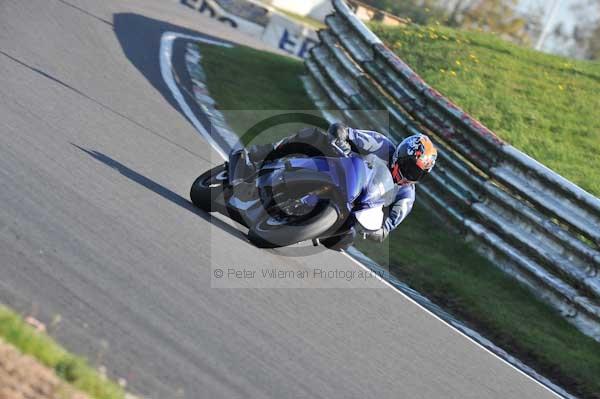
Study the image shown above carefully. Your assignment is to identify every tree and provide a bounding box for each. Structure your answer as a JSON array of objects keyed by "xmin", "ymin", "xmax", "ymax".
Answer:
[
  {"xmin": 587, "ymin": 24, "xmax": 600, "ymax": 59},
  {"xmin": 361, "ymin": 0, "xmax": 448, "ymax": 25},
  {"xmin": 445, "ymin": 0, "xmax": 478, "ymax": 27},
  {"xmin": 361, "ymin": 0, "xmax": 540, "ymax": 47},
  {"xmin": 572, "ymin": 0, "xmax": 600, "ymax": 59},
  {"xmin": 460, "ymin": 0, "xmax": 530, "ymax": 44}
]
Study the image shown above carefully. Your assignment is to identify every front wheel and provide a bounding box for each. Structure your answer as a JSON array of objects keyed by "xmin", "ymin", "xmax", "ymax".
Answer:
[
  {"xmin": 248, "ymin": 203, "xmax": 339, "ymax": 248},
  {"xmin": 320, "ymin": 230, "xmax": 355, "ymax": 252},
  {"xmin": 190, "ymin": 164, "xmax": 227, "ymax": 212}
]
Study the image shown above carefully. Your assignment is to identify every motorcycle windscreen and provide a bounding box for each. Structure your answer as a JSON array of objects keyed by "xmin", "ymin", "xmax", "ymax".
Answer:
[{"xmin": 355, "ymin": 205, "xmax": 384, "ymax": 232}]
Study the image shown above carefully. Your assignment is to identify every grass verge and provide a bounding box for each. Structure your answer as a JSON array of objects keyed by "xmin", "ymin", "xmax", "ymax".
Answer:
[
  {"xmin": 370, "ymin": 23, "xmax": 600, "ymax": 197},
  {"xmin": 198, "ymin": 42, "xmax": 600, "ymax": 398},
  {"xmin": 197, "ymin": 44, "xmax": 318, "ymax": 145},
  {"xmin": 0, "ymin": 305, "xmax": 125, "ymax": 399}
]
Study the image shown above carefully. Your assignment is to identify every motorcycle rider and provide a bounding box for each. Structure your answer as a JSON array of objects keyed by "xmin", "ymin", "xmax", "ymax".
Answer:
[{"xmin": 247, "ymin": 122, "xmax": 438, "ymax": 243}]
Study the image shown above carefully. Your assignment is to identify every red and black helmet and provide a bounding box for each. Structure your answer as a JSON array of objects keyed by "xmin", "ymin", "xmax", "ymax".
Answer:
[{"xmin": 391, "ymin": 134, "xmax": 438, "ymax": 183}]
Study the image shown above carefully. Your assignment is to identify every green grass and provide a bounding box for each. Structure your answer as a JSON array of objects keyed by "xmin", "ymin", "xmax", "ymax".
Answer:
[
  {"xmin": 357, "ymin": 207, "xmax": 600, "ymax": 397},
  {"xmin": 369, "ymin": 23, "xmax": 600, "ymax": 196},
  {"xmin": 197, "ymin": 42, "xmax": 600, "ymax": 398},
  {"xmin": 0, "ymin": 306, "xmax": 125, "ymax": 399},
  {"xmin": 198, "ymin": 44, "xmax": 318, "ymax": 146}
]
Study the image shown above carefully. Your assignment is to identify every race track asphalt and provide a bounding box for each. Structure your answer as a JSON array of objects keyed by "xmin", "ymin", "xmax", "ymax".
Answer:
[{"xmin": 0, "ymin": 1, "xmax": 559, "ymax": 398}]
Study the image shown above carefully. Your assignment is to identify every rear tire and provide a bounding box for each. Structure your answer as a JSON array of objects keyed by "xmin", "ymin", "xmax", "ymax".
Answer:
[
  {"xmin": 248, "ymin": 204, "xmax": 338, "ymax": 248},
  {"xmin": 190, "ymin": 164, "xmax": 227, "ymax": 212}
]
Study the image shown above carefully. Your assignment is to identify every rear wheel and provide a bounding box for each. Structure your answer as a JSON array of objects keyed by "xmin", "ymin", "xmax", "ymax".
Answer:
[
  {"xmin": 190, "ymin": 164, "xmax": 227, "ymax": 212},
  {"xmin": 248, "ymin": 203, "xmax": 338, "ymax": 248}
]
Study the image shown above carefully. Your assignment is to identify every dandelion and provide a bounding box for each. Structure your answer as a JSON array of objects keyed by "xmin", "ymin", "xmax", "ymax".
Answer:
[
  {"xmin": 440, "ymin": 69, "xmax": 446, "ymax": 73},
  {"xmin": 558, "ymin": 84, "xmax": 565, "ymax": 91},
  {"xmin": 469, "ymin": 54, "xmax": 477, "ymax": 59},
  {"xmin": 450, "ymin": 70, "xmax": 457, "ymax": 76},
  {"xmin": 455, "ymin": 60, "xmax": 462, "ymax": 66}
]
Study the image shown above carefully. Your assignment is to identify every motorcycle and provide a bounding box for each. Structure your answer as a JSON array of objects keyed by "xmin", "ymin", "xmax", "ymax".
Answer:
[{"xmin": 190, "ymin": 144, "xmax": 397, "ymax": 250}]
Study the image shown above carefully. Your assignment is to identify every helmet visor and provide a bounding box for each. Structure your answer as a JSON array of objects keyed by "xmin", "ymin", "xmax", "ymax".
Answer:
[{"xmin": 399, "ymin": 158, "xmax": 426, "ymax": 182}]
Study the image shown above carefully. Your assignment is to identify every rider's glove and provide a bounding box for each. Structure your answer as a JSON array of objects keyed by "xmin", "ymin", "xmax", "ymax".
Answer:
[
  {"xmin": 365, "ymin": 228, "xmax": 387, "ymax": 243},
  {"xmin": 327, "ymin": 122, "xmax": 352, "ymax": 156}
]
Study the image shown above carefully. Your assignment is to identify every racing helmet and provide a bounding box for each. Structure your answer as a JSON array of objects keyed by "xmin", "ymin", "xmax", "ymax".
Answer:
[{"xmin": 391, "ymin": 134, "xmax": 438, "ymax": 183}]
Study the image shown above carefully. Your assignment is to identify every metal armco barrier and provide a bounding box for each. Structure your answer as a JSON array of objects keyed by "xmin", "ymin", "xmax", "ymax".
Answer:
[{"xmin": 305, "ymin": 0, "xmax": 600, "ymax": 341}]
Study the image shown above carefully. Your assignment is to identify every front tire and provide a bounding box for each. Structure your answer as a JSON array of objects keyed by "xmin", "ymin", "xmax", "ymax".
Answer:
[
  {"xmin": 190, "ymin": 164, "xmax": 227, "ymax": 212},
  {"xmin": 320, "ymin": 231, "xmax": 355, "ymax": 251}
]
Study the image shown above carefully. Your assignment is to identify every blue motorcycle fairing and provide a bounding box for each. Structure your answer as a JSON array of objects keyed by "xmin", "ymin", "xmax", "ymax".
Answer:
[
  {"xmin": 255, "ymin": 154, "xmax": 395, "ymax": 227},
  {"xmin": 262, "ymin": 155, "xmax": 368, "ymax": 207},
  {"xmin": 355, "ymin": 155, "xmax": 398, "ymax": 210}
]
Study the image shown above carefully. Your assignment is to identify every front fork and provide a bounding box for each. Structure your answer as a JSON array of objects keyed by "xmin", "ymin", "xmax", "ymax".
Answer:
[{"xmin": 228, "ymin": 148, "xmax": 257, "ymax": 184}]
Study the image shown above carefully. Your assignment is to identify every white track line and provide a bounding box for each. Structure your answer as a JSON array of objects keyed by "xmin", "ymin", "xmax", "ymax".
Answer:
[
  {"xmin": 159, "ymin": 31, "xmax": 232, "ymax": 160},
  {"xmin": 159, "ymin": 31, "xmax": 565, "ymax": 399},
  {"xmin": 342, "ymin": 251, "xmax": 564, "ymax": 398}
]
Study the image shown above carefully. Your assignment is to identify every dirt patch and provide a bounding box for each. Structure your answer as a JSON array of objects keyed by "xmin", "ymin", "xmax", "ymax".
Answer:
[{"xmin": 0, "ymin": 339, "xmax": 89, "ymax": 399}]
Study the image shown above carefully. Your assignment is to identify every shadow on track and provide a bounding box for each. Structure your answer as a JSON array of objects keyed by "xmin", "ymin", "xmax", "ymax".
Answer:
[
  {"xmin": 110, "ymin": 14, "xmax": 255, "ymax": 244},
  {"xmin": 113, "ymin": 13, "xmax": 230, "ymax": 122},
  {"xmin": 72, "ymin": 144, "xmax": 247, "ymax": 242}
]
